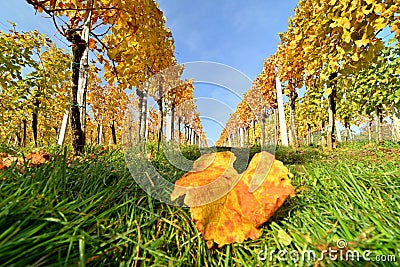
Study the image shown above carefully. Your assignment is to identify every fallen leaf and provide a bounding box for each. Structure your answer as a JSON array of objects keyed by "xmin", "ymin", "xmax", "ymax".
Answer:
[
  {"xmin": 171, "ymin": 151, "xmax": 295, "ymax": 248},
  {"xmin": 171, "ymin": 151, "xmax": 240, "ymax": 207},
  {"xmin": 362, "ymin": 143, "xmax": 373, "ymax": 149},
  {"xmin": 0, "ymin": 152, "xmax": 50, "ymax": 170},
  {"xmin": 0, "ymin": 161, "xmax": 5, "ymax": 171},
  {"xmin": 1, "ymin": 156, "xmax": 22, "ymax": 169},
  {"xmin": 26, "ymin": 153, "xmax": 50, "ymax": 166}
]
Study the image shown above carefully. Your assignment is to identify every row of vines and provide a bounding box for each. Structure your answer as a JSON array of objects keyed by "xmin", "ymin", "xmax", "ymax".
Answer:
[
  {"xmin": 0, "ymin": 0, "xmax": 206, "ymax": 154},
  {"xmin": 218, "ymin": 0, "xmax": 400, "ymax": 149}
]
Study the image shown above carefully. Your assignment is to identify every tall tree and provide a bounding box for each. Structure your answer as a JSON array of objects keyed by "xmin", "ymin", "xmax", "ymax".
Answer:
[{"xmin": 27, "ymin": 0, "xmax": 175, "ymax": 154}]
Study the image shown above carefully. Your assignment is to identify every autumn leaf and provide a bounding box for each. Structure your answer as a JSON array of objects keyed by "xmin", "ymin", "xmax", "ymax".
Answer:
[
  {"xmin": 25, "ymin": 152, "xmax": 50, "ymax": 167},
  {"xmin": 0, "ymin": 155, "xmax": 23, "ymax": 170},
  {"xmin": 171, "ymin": 151, "xmax": 295, "ymax": 248},
  {"xmin": 88, "ymin": 37, "xmax": 96, "ymax": 50},
  {"xmin": 0, "ymin": 152, "xmax": 50, "ymax": 170},
  {"xmin": 170, "ymin": 151, "xmax": 240, "ymax": 207}
]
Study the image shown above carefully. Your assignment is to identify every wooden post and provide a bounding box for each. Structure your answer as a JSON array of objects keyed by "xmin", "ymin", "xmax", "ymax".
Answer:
[
  {"xmin": 58, "ymin": 111, "xmax": 69, "ymax": 145},
  {"xmin": 275, "ymin": 70, "xmax": 289, "ymax": 146}
]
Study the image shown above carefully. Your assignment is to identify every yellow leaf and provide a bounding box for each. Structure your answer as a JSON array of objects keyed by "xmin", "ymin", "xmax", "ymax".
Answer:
[
  {"xmin": 351, "ymin": 52, "xmax": 360, "ymax": 62},
  {"xmin": 343, "ymin": 29, "xmax": 352, "ymax": 43},
  {"xmin": 336, "ymin": 46, "xmax": 345, "ymax": 56},
  {"xmin": 295, "ymin": 33, "xmax": 302, "ymax": 41},
  {"xmin": 374, "ymin": 3, "xmax": 385, "ymax": 14},
  {"xmin": 355, "ymin": 38, "xmax": 369, "ymax": 48},
  {"xmin": 171, "ymin": 151, "xmax": 295, "ymax": 248},
  {"xmin": 325, "ymin": 87, "xmax": 333, "ymax": 96},
  {"xmin": 373, "ymin": 17, "xmax": 387, "ymax": 31},
  {"xmin": 337, "ymin": 17, "xmax": 351, "ymax": 30},
  {"xmin": 170, "ymin": 152, "xmax": 239, "ymax": 206}
]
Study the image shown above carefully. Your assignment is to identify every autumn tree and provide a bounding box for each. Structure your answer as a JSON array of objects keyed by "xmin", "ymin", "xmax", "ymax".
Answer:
[
  {"xmin": 27, "ymin": 0, "xmax": 175, "ymax": 154},
  {"xmin": 284, "ymin": 0, "xmax": 399, "ymax": 149},
  {"xmin": 0, "ymin": 26, "xmax": 70, "ymax": 146}
]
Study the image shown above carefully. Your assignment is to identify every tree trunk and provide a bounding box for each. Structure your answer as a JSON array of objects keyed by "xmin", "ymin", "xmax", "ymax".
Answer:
[
  {"xmin": 326, "ymin": 73, "xmax": 337, "ymax": 150},
  {"xmin": 102, "ymin": 128, "xmax": 106, "ymax": 146},
  {"xmin": 368, "ymin": 119, "xmax": 372, "ymax": 143},
  {"xmin": 156, "ymin": 91, "xmax": 164, "ymax": 152},
  {"xmin": 391, "ymin": 103, "xmax": 400, "ymax": 142},
  {"xmin": 336, "ymin": 121, "xmax": 342, "ymax": 143},
  {"xmin": 274, "ymin": 109, "xmax": 279, "ymax": 145},
  {"xmin": 89, "ymin": 130, "xmax": 93, "ymax": 144},
  {"xmin": 171, "ymin": 105, "xmax": 175, "ymax": 142},
  {"xmin": 344, "ymin": 120, "xmax": 349, "ymax": 142},
  {"xmin": 289, "ymin": 90, "xmax": 299, "ymax": 148},
  {"xmin": 245, "ymin": 127, "xmax": 249, "ymax": 146},
  {"xmin": 111, "ymin": 120, "xmax": 117, "ymax": 144},
  {"xmin": 66, "ymin": 30, "xmax": 87, "ymax": 154},
  {"xmin": 54, "ymin": 127, "xmax": 59, "ymax": 142},
  {"xmin": 192, "ymin": 129, "xmax": 195, "ymax": 145},
  {"xmin": 139, "ymin": 87, "xmax": 148, "ymax": 142},
  {"xmin": 261, "ymin": 115, "xmax": 266, "ymax": 147},
  {"xmin": 32, "ymin": 98, "xmax": 40, "ymax": 147},
  {"xmin": 77, "ymin": 14, "xmax": 91, "ymax": 149},
  {"xmin": 239, "ymin": 127, "xmax": 245, "ymax": 147},
  {"xmin": 165, "ymin": 105, "xmax": 172, "ymax": 142},
  {"xmin": 15, "ymin": 133, "xmax": 21, "ymax": 147},
  {"xmin": 252, "ymin": 120, "xmax": 256, "ymax": 145},
  {"xmin": 321, "ymin": 122, "xmax": 327, "ymax": 147},
  {"xmin": 97, "ymin": 124, "xmax": 103, "ymax": 145},
  {"xmin": 22, "ymin": 119, "xmax": 27, "ymax": 147},
  {"xmin": 311, "ymin": 130, "xmax": 314, "ymax": 144},
  {"xmin": 178, "ymin": 116, "xmax": 182, "ymax": 144},
  {"xmin": 32, "ymin": 112, "xmax": 38, "ymax": 147},
  {"xmin": 307, "ymin": 123, "xmax": 312, "ymax": 146},
  {"xmin": 275, "ymin": 72, "xmax": 289, "ymax": 147},
  {"xmin": 7, "ymin": 135, "xmax": 12, "ymax": 146},
  {"xmin": 137, "ymin": 89, "xmax": 144, "ymax": 140},
  {"xmin": 184, "ymin": 124, "xmax": 188, "ymax": 144},
  {"xmin": 321, "ymin": 97, "xmax": 327, "ymax": 147},
  {"xmin": 165, "ymin": 102, "xmax": 174, "ymax": 143},
  {"xmin": 376, "ymin": 104, "xmax": 383, "ymax": 143}
]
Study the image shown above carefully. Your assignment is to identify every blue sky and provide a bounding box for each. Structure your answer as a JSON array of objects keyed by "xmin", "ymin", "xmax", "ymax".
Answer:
[
  {"xmin": 158, "ymin": 1, "xmax": 298, "ymax": 144},
  {"xmin": 158, "ymin": 1, "xmax": 297, "ymax": 79},
  {"xmin": 0, "ymin": 0, "xmax": 298, "ymax": 144}
]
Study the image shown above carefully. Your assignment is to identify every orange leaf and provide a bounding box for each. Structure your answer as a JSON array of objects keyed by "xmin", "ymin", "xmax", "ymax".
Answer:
[
  {"xmin": 0, "ymin": 161, "xmax": 6, "ymax": 171},
  {"xmin": 25, "ymin": 153, "xmax": 50, "ymax": 167},
  {"xmin": 171, "ymin": 151, "xmax": 295, "ymax": 248},
  {"xmin": 88, "ymin": 38, "xmax": 96, "ymax": 50},
  {"xmin": 170, "ymin": 151, "xmax": 240, "ymax": 207}
]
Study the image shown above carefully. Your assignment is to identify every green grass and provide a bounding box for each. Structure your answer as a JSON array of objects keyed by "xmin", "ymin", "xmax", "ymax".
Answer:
[{"xmin": 0, "ymin": 143, "xmax": 399, "ymax": 266}]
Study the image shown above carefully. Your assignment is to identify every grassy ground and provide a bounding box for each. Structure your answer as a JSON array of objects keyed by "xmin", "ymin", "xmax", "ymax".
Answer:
[{"xmin": 0, "ymin": 142, "xmax": 399, "ymax": 266}]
